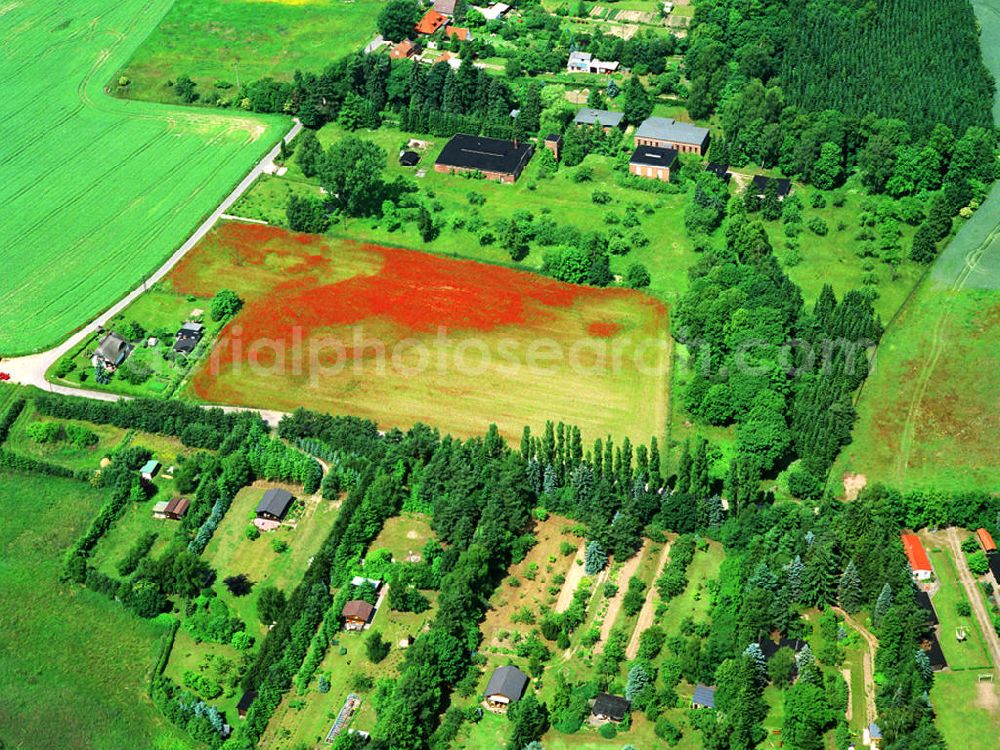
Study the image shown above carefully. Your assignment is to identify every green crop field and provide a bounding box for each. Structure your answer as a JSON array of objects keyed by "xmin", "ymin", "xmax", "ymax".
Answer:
[
  {"xmin": 0, "ymin": 471, "xmax": 194, "ymax": 750},
  {"xmin": 0, "ymin": 0, "xmax": 285, "ymax": 356},
  {"xmin": 117, "ymin": 0, "xmax": 384, "ymax": 103}
]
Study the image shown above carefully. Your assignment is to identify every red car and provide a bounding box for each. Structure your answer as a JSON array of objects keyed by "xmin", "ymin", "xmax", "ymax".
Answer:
[{"xmin": 0, "ymin": 373, "xmax": 10, "ymax": 381}]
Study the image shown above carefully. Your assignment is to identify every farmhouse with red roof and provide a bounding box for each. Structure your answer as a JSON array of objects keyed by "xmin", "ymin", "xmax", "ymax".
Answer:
[
  {"xmin": 901, "ymin": 533, "xmax": 933, "ymax": 581},
  {"xmin": 416, "ymin": 9, "xmax": 447, "ymax": 35},
  {"xmin": 976, "ymin": 528, "xmax": 996, "ymax": 553}
]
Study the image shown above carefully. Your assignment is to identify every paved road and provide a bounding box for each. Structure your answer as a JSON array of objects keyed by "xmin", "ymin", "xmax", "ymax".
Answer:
[
  {"xmin": 945, "ymin": 528, "xmax": 1000, "ymax": 675},
  {"xmin": 1, "ymin": 119, "xmax": 301, "ymax": 391}
]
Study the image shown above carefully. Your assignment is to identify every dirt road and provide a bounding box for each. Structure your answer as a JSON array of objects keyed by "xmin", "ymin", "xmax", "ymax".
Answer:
[
  {"xmin": 594, "ymin": 542, "xmax": 648, "ymax": 654},
  {"xmin": 946, "ymin": 527, "xmax": 1000, "ymax": 675},
  {"xmin": 625, "ymin": 541, "xmax": 672, "ymax": 659},
  {"xmin": 834, "ymin": 606, "xmax": 878, "ymax": 724},
  {"xmin": 555, "ymin": 544, "xmax": 588, "ymax": 613}
]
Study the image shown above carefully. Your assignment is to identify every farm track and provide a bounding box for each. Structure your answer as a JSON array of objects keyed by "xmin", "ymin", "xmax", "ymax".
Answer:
[
  {"xmin": 893, "ymin": 219, "xmax": 998, "ymax": 479},
  {"xmin": 593, "ymin": 542, "xmax": 647, "ymax": 655},
  {"xmin": 625, "ymin": 541, "xmax": 671, "ymax": 659},
  {"xmin": 833, "ymin": 606, "xmax": 878, "ymax": 724}
]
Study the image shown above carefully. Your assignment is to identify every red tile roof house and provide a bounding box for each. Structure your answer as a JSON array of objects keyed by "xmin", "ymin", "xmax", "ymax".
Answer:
[
  {"xmin": 445, "ymin": 26, "xmax": 472, "ymax": 41},
  {"xmin": 390, "ymin": 40, "xmax": 416, "ymax": 60},
  {"xmin": 416, "ymin": 9, "xmax": 447, "ymax": 35},
  {"xmin": 901, "ymin": 533, "xmax": 933, "ymax": 581}
]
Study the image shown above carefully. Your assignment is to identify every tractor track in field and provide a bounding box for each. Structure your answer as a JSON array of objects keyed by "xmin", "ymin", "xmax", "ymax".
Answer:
[{"xmin": 893, "ymin": 219, "xmax": 999, "ymax": 480}]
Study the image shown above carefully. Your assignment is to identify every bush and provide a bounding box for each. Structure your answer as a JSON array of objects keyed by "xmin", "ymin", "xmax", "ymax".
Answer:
[
  {"xmin": 245, "ymin": 524, "xmax": 261, "ymax": 541},
  {"xmin": 967, "ymin": 550, "xmax": 989, "ymax": 575},
  {"xmin": 573, "ymin": 166, "xmax": 594, "ymax": 183},
  {"xmin": 592, "ymin": 190, "xmax": 613, "ymax": 205},
  {"xmin": 807, "ymin": 216, "xmax": 829, "ymax": 236},
  {"xmin": 624, "ymin": 263, "xmax": 651, "ymax": 289},
  {"xmin": 211, "ymin": 289, "xmax": 243, "ymax": 321},
  {"xmin": 810, "ymin": 192, "xmax": 827, "ymax": 208},
  {"xmin": 271, "ymin": 538, "xmax": 289, "ymax": 554},
  {"xmin": 654, "ymin": 716, "xmax": 682, "ymax": 745},
  {"xmin": 65, "ymin": 423, "xmax": 98, "ymax": 448},
  {"xmin": 365, "ymin": 630, "xmax": 391, "ymax": 664},
  {"xmin": 956, "ymin": 600, "xmax": 972, "ymax": 617},
  {"xmin": 598, "ymin": 722, "xmax": 617, "ymax": 739},
  {"xmin": 26, "ymin": 421, "xmax": 62, "ymax": 444}
]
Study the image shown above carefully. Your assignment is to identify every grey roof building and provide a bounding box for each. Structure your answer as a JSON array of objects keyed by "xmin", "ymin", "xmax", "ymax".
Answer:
[
  {"xmin": 630, "ymin": 145, "xmax": 679, "ymax": 169},
  {"xmin": 592, "ymin": 693, "xmax": 629, "ymax": 721},
  {"xmin": 635, "ymin": 116, "xmax": 711, "ymax": 152},
  {"xmin": 574, "ymin": 108, "xmax": 625, "ymax": 129},
  {"xmin": 95, "ymin": 332, "xmax": 130, "ymax": 367},
  {"xmin": 692, "ymin": 684, "xmax": 716, "ymax": 709},
  {"xmin": 256, "ymin": 488, "xmax": 294, "ymax": 521},
  {"xmin": 485, "ymin": 665, "xmax": 528, "ymax": 704}
]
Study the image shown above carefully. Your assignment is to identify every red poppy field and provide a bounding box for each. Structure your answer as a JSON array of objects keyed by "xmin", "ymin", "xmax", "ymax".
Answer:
[{"xmin": 170, "ymin": 222, "xmax": 670, "ymax": 441}]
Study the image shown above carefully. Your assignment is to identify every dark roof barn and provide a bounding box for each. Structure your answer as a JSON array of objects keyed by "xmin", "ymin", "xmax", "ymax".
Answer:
[
  {"xmin": 256, "ymin": 488, "xmax": 294, "ymax": 520},
  {"xmin": 485, "ymin": 665, "xmax": 528, "ymax": 702},
  {"xmin": 592, "ymin": 692, "xmax": 629, "ymax": 721},
  {"xmin": 435, "ymin": 134, "xmax": 534, "ymax": 177}
]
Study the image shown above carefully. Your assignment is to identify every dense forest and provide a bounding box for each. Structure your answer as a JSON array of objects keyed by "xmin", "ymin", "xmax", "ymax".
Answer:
[
  {"xmin": 687, "ymin": 0, "xmax": 994, "ymax": 137},
  {"xmin": 782, "ymin": 0, "xmax": 995, "ymax": 136}
]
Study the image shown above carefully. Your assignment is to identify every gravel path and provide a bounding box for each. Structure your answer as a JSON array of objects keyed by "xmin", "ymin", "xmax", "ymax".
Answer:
[{"xmin": 555, "ymin": 543, "xmax": 588, "ymax": 613}]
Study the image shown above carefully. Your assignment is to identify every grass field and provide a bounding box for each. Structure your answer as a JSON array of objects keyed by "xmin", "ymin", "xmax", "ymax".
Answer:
[
  {"xmin": 0, "ymin": 0, "xmax": 285, "ymax": 356},
  {"xmin": 832, "ymin": 183, "xmax": 1000, "ymax": 494},
  {"xmin": 931, "ymin": 670, "xmax": 1000, "ymax": 750},
  {"xmin": 927, "ymin": 543, "xmax": 993, "ymax": 670},
  {"xmin": 3, "ymin": 401, "xmax": 127, "ymax": 471},
  {"xmin": 166, "ymin": 222, "xmax": 670, "ymax": 443},
  {"xmin": 203, "ymin": 482, "xmax": 339, "ymax": 630},
  {"xmin": 0, "ymin": 471, "xmax": 193, "ymax": 750},
  {"xmin": 116, "ymin": 0, "xmax": 384, "ymax": 103}
]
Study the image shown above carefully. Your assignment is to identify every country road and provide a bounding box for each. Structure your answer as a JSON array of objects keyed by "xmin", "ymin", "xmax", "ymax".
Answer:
[
  {"xmin": 945, "ymin": 528, "xmax": 1000, "ymax": 675},
  {"xmin": 1, "ymin": 119, "xmax": 302, "ymax": 400}
]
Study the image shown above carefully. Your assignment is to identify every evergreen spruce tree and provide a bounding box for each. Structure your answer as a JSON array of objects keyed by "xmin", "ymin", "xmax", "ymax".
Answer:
[
  {"xmin": 690, "ymin": 438, "xmax": 710, "ymax": 498},
  {"xmin": 873, "ymin": 583, "xmax": 893, "ymax": 627},
  {"xmin": 543, "ymin": 464, "xmax": 558, "ymax": 495},
  {"xmin": 914, "ymin": 649, "xmax": 933, "ymax": 686},
  {"xmin": 526, "ymin": 458, "xmax": 542, "ymax": 494},
  {"xmin": 803, "ymin": 542, "xmax": 836, "ymax": 606},
  {"xmin": 625, "ymin": 663, "xmax": 650, "ymax": 701},
  {"xmin": 744, "ymin": 643, "xmax": 768, "ymax": 687},
  {"xmin": 584, "ymin": 541, "xmax": 607, "ymax": 574},
  {"xmin": 838, "ymin": 560, "xmax": 864, "ymax": 614},
  {"xmin": 520, "ymin": 426, "xmax": 532, "ymax": 461},
  {"xmin": 785, "ymin": 555, "xmax": 805, "ymax": 603}
]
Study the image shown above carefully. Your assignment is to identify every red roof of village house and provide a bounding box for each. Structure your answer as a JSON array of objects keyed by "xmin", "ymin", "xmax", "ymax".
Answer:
[
  {"xmin": 977, "ymin": 528, "xmax": 997, "ymax": 553},
  {"xmin": 415, "ymin": 9, "xmax": 447, "ymax": 35},
  {"xmin": 901, "ymin": 533, "xmax": 932, "ymax": 573},
  {"xmin": 390, "ymin": 40, "xmax": 416, "ymax": 59},
  {"xmin": 445, "ymin": 25, "xmax": 470, "ymax": 41}
]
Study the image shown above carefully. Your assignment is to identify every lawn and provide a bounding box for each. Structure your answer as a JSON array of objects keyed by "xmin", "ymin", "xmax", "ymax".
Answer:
[
  {"xmin": 0, "ymin": 0, "xmax": 286, "ymax": 356},
  {"xmin": 0, "ymin": 471, "xmax": 194, "ymax": 750},
  {"xmin": 931, "ymin": 670, "xmax": 1000, "ymax": 750},
  {"xmin": 116, "ymin": 0, "xmax": 385, "ymax": 103},
  {"xmin": 202, "ymin": 482, "xmax": 340, "ymax": 631},
  {"xmin": 3, "ymin": 401, "xmax": 128, "ymax": 472},
  {"xmin": 832, "ymin": 196, "xmax": 1000, "ymax": 495},
  {"xmin": 262, "ymin": 597, "xmax": 438, "ymax": 748},
  {"xmin": 926, "ymin": 544, "xmax": 993, "ymax": 670},
  {"xmin": 168, "ymin": 222, "xmax": 671, "ymax": 444},
  {"xmin": 370, "ymin": 513, "xmax": 436, "ymax": 562},
  {"xmin": 48, "ymin": 287, "xmax": 225, "ymax": 399}
]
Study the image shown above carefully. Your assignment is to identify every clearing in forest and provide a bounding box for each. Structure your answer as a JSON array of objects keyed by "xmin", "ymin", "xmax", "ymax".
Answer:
[
  {"xmin": 0, "ymin": 0, "xmax": 284, "ymax": 356},
  {"xmin": 173, "ymin": 223, "xmax": 671, "ymax": 442}
]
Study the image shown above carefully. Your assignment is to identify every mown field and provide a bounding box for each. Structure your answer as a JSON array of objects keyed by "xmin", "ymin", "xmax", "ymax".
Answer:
[
  {"xmin": 116, "ymin": 0, "xmax": 384, "ymax": 103},
  {"xmin": 167, "ymin": 222, "xmax": 671, "ymax": 443},
  {"xmin": 0, "ymin": 472, "xmax": 194, "ymax": 750},
  {"xmin": 0, "ymin": 0, "xmax": 285, "ymax": 356}
]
